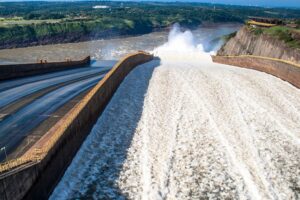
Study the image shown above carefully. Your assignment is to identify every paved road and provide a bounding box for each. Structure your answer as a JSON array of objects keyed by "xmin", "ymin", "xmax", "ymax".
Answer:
[{"xmin": 0, "ymin": 61, "xmax": 115, "ymax": 161}]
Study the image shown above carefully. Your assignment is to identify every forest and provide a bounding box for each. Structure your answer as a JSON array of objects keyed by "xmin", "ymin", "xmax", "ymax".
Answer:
[{"xmin": 0, "ymin": 1, "xmax": 299, "ymax": 48}]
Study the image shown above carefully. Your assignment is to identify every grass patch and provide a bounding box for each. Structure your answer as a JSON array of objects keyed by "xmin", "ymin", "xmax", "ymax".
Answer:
[
  {"xmin": 247, "ymin": 25, "xmax": 264, "ymax": 35},
  {"xmin": 223, "ymin": 31, "xmax": 237, "ymax": 41},
  {"xmin": 248, "ymin": 25, "xmax": 300, "ymax": 49},
  {"xmin": 0, "ymin": 17, "xmax": 61, "ymax": 27},
  {"xmin": 264, "ymin": 26, "xmax": 300, "ymax": 49}
]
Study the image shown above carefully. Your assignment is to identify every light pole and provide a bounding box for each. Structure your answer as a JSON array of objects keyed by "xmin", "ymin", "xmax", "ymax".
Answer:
[{"xmin": 0, "ymin": 147, "xmax": 8, "ymax": 162}]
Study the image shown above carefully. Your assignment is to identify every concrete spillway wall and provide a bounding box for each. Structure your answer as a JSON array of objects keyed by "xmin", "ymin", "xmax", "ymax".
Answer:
[
  {"xmin": 0, "ymin": 52, "xmax": 153, "ymax": 200},
  {"xmin": 212, "ymin": 55, "xmax": 300, "ymax": 89},
  {"xmin": 0, "ymin": 56, "xmax": 90, "ymax": 81}
]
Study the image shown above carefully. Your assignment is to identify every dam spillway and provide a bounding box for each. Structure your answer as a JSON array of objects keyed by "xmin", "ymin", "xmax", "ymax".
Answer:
[
  {"xmin": 0, "ymin": 52, "xmax": 153, "ymax": 200},
  {"xmin": 0, "ymin": 24, "xmax": 299, "ymax": 199},
  {"xmin": 0, "ymin": 62, "xmax": 114, "ymax": 162},
  {"xmin": 51, "ymin": 57, "xmax": 300, "ymax": 199}
]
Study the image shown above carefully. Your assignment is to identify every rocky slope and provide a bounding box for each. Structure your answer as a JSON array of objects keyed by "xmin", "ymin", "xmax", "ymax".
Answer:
[{"xmin": 217, "ymin": 26, "xmax": 300, "ymax": 64}]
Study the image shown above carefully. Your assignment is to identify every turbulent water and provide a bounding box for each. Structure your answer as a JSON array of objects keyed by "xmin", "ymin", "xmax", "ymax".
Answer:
[
  {"xmin": 50, "ymin": 24, "xmax": 300, "ymax": 200},
  {"xmin": 0, "ymin": 23, "xmax": 239, "ymax": 64}
]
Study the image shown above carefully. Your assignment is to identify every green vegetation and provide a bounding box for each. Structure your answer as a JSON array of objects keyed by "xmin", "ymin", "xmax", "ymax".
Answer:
[
  {"xmin": 0, "ymin": 18, "xmax": 60, "ymax": 27},
  {"xmin": 248, "ymin": 26, "xmax": 264, "ymax": 35},
  {"xmin": 0, "ymin": 1, "xmax": 300, "ymax": 48},
  {"xmin": 264, "ymin": 26, "xmax": 300, "ymax": 49},
  {"xmin": 296, "ymin": 20, "xmax": 300, "ymax": 28},
  {"xmin": 249, "ymin": 26, "xmax": 300, "ymax": 49},
  {"xmin": 223, "ymin": 31, "xmax": 237, "ymax": 41}
]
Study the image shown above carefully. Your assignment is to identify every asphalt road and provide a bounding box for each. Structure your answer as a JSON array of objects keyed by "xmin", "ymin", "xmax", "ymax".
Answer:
[{"xmin": 0, "ymin": 61, "xmax": 115, "ymax": 161}]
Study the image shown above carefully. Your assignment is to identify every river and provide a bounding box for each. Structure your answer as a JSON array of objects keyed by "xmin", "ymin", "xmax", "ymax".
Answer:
[{"xmin": 0, "ymin": 23, "xmax": 240, "ymax": 64}]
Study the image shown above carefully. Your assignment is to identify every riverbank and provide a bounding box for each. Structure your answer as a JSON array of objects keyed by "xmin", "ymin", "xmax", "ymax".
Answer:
[
  {"xmin": 0, "ymin": 27, "xmax": 160, "ymax": 50},
  {"xmin": 0, "ymin": 23, "xmax": 241, "ymax": 64}
]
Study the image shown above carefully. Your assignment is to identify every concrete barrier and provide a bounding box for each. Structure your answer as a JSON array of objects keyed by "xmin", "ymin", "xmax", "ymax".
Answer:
[
  {"xmin": 0, "ymin": 51, "xmax": 153, "ymax": 200},
  {"xmin": 212, "ymin": 55, "xmax": 300, "ymax": 89},
  {"xmin": 0, "ymin": 56, "xmax": 90, "ymax": 81}
]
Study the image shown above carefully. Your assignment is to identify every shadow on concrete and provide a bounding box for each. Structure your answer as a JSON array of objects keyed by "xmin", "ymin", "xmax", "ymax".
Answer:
[{"xmin": 49, "ymin": 58, "xmax": 161, "ymax": 199}]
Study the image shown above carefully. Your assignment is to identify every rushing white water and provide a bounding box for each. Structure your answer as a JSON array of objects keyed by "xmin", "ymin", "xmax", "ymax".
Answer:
[
  {"xmin": 50, "ymin": 25, "xmax": 300, "ymax": 200},
  {"xmin": 152, "ymin": 23, "xmax": 213, "ymax": 63}
]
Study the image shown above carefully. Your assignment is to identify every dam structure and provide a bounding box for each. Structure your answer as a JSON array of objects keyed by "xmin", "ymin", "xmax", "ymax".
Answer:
[
  {"xmin": 0, "ymin": 52, "xmax": 153, "ymax": 200},
  {"xmin": 51, "ymin": 28, "xmax": 300, "ymax": 199},
  {"xmin": 0, "ymin": 27, "xmax": 300, "ymax": 200},
  {"xmin": 0, "ymin": 56, "xmax": 91, "ymax": 81},
  {"xmin": 52, "ymin": 57, "xmax": 300, "ymax": 199},
  {"xmin": 213, "ymin": 25, "xmax": 300, "ymax": 89},
  {"xmin": 0, "ymin": 59, "xmax": 117, "ymax": 163}
]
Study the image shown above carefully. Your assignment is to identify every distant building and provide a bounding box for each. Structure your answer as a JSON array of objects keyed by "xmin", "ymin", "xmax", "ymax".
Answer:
[{"xmin": 93, "ymin": 5, "xmax": 110, "ymax": 9}]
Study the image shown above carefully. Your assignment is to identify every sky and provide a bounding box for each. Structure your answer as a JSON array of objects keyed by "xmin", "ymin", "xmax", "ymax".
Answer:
[
  {"xmin": 190, "ymin": 0, "xmax": 300, "ymax": 8},
  {"xmin": 0, "ymin": 0, "xmax": 300, "ymax": 8},
  {"xmin": 130, "ymin": 0, "xmax": 300, "ymax": 8}
]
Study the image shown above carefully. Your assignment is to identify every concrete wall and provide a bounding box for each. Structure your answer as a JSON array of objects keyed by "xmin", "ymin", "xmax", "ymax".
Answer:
[
  {"xmin": 212, "ymin": 56, "xmax": 300, "ymax": 89},
  {"xmin": 0, "ymin": 52, "xmax": 153, "ymax": 200},
  {"xmin": 0, "ymin": 56, "xmax": 90, "ymax": 81}
]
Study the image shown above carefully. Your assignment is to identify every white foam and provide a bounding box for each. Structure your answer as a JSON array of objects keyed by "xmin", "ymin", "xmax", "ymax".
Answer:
[
  {"xmin": 151, "ymin": 23, "xmax": 212, "ymax": 64},
  {"xmin": 50, "ymin": 23, "xmax": 300, "ymax": 200}
]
